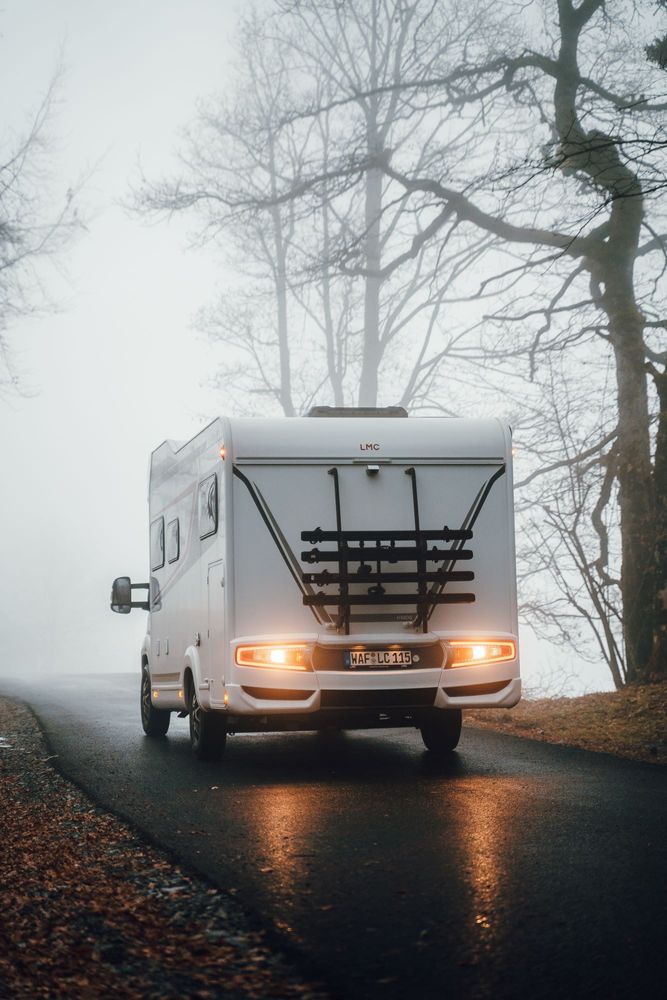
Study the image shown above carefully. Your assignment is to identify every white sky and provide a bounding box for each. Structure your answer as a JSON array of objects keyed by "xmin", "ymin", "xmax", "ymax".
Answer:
[
  {"xmin": 0, "ymin": 0, "xmax": 237, "ymax": 677},
  {"xmin": 0, "ymin": 0, "xmax": 613, "ymax": 693}
]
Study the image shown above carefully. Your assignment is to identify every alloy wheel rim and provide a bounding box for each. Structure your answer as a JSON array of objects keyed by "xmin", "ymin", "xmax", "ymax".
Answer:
[
  {"xmin": 191, "ymin": 693, "xmax": 201, "ymax": 742},
  {"xmin": 141, "ymin": 673, "xmax": 151, "ymax": 721}
]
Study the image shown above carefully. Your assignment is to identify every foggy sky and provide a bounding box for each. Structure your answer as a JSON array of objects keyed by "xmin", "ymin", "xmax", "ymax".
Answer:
[
  {"xmin": 0, "ymin": 1, "xmax": 236, "ymax": 677},
  {"xmin": 0, "ymin": 0, "xmax": 613, "ymax": 693}
]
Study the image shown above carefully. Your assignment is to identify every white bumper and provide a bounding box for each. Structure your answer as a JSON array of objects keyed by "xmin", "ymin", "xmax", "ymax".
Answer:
[{"xmin": 209, "ymin": 633, "xmax": 521, "ymax": 714}]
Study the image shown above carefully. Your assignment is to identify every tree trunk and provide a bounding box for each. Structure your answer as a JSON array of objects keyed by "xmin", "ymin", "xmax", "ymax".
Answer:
[
  {"xmin": 602, "ymin": 241, "xmax": 656, "ymax": 682},
  {"xmin": 649, "ymin": 363, "xmax": 667, "ymax": 678},
  {"xmin": 275, "ymin": 244, "xmax": 295, "ymax": 416},
  {"xmin": 358, "ymin": 159, "xmax": 382, "ymax": 407},
  {"xmin": 270, "ymin": 205, "xmax": 295, "ymax": 416},
  {"xmin": 320, "ymin": 199, "xmax": 344, "ymax": 406},
  {"xmin": 268, "ymin": 130, "xmax": 295, "ymax": 417},
  {"xmin": 553, "ymin": 1, "xmax": 659, "ymax": 682},
  {"xmin": 359, "ymin": 27, "xmax": 382, "ymax": 409}
]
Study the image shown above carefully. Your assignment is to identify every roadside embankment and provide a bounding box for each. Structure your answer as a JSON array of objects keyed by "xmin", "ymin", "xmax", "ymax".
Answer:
[
  {"xmin": 464, "ymin": 681, "xmax": 666, "ymax": 765},
  {"xmin": 0, "ymin": 697, "xmax": 325, "ymax": 999}
]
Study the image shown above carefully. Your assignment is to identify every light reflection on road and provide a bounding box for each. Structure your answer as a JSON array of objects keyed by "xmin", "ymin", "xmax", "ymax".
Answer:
[
  {"xmin": 247, "ymin": 783, "xmax": 320, "ymax": 937},
  {"xmin": 216, "ymin": 733, "xmax": 533, "ymax": 968},
  {"xmin": 450, "ymin": 782, "xmax": 509, "ymax": 958}
]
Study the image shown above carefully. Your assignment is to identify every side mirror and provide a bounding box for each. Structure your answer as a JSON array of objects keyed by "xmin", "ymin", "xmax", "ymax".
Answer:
[
  {"xmin": 111, "ymin": 576, "xmax": 149, "ymax": 613},
  {"xmin": 111, "ymin": 576, "xmax": 132, "ymax": 613}
]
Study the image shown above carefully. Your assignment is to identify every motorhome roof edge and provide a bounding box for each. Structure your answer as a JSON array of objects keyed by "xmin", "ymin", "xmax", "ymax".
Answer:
[
  {"xmin": 150, "ymin": 416, "xmax": 224, "ymax": 463},
  {"xmin": 307, "ymin": 405, "xmax": 408, "ymax": 418}
]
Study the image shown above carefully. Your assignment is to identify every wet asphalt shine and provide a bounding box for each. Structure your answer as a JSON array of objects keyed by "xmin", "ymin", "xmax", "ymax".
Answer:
[{"xmin": 6, "ymin": 673, "xmax": 665, "ymax": 999}]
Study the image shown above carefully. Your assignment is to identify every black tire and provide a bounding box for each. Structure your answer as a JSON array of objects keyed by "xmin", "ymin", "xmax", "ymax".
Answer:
[
  {"xmin": 420, "ymin": 709, "xmax": 462, "ymax": 753},
  {"xmin": 189, "ymin": 686, "xmax": 227, "ymax": 761},
  {"xmin": 140, "ymin": 668, "xmax": 170, "ymax": 737}
]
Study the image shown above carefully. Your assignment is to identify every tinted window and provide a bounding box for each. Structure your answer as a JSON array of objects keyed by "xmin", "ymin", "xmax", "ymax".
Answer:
[
  {"xmin": 166, "ymin": 518, "xmax": 180, "ymax": 563},
  {"xmin": 150, "ymin": 517, "xmax": 165, "ymax": 571},
  {"xmin": 198, "ymin": 474, "xmax": 218, "ymax": 539}
]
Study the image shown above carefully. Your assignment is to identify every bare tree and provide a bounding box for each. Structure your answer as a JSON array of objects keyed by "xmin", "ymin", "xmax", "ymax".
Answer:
[
  {"xmin": 135, "ymin": 19, "xmax": 310, "ymax": 415},
  {"xmin": 1, "ymin": 68, "xmax": 80, "ymax": 394},
  {"xmin": 508, "ymin": 352, "xmax": 625, "ymax": 686},
  {"xmin": 133, "ymin": 0, "xmax": 665, "ymax": 685},
  {"xmin": 312, "ymin": 0, "xmax": 667, "ymax": 683},
  {"xmin": 134, "ymin": 1, "xmax": 501, "ymax": 415},
  {"xmin": 273, "ymin": 0, "xmax": 508, "ymax": 407},
  {"xmin": 646, "ymin": 0, "xmax": 667, "ymax": 70}
]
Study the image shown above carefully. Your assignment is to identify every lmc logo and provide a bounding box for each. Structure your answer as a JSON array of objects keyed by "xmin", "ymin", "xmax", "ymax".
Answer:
[{"xmin": 359, "ymin": 442, "xmax": 380, "ymax": 451}]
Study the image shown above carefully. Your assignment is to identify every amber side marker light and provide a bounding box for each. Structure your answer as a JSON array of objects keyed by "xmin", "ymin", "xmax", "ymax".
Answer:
[
  {"xmin": 447, "ymin": 640, "xmax": 516, "ymax": 668},
  {"xmin": 235, "ymin": 645, "xmax": 311, "ymax": 671}
]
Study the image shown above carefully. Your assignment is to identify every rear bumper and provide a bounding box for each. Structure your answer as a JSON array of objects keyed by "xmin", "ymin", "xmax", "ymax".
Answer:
[
  {"xmin": 211, "ymin": 633, "xmax": 520, "ymax": 720},
  {"xmin": 219, "ymin": 679, "xmax": 521, "ymax": 734}
]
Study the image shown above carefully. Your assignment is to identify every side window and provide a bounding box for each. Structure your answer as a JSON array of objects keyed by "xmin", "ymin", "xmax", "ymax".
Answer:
[
  {"xmin": 198, "ymin": 474, "xmax": 218, "ymax": 539},
  {"xmin": 150, "ymin": 517, "xmax": 165, "ymax": 571},
  {"xmin": 166, "ymin": 518, "xmax": 180, "ymax": 563}
]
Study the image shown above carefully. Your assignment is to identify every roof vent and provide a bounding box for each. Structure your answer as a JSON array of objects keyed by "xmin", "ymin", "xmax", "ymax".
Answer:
[{"xmin": 306, "ymin": 406, "xmax": 408, "ymax": 418}]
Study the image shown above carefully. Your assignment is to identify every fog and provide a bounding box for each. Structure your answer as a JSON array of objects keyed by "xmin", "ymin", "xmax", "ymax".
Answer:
[
  {"xmin": 0, "ymin": 0, "xmax": 233, "ymax": 678},
  {"xmin": 0, "ymin": 1, "xmax": 620, "ymax": 694}
]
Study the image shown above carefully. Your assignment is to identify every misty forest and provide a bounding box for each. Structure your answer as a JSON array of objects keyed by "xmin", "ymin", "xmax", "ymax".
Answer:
[{"xmin": 3, "ymin": 0, "xmax": 666, "ymax": 690}]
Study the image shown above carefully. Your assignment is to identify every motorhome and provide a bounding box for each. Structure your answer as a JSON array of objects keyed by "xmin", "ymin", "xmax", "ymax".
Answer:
[{"xmin": 111, "ymin": 408, "xmax": 520, "ymax": 760}]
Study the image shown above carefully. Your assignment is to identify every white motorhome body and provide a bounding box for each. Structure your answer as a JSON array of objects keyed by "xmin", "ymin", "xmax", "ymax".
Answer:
[{"xmin": 113, "ymin": 411, "xmax": 520, "ymax": 758}]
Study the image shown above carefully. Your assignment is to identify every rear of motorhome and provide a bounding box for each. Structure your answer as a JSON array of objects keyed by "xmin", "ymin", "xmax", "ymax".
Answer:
[{"xmin": 111, "ymin": 408, "xmax": 520, "ymax": 759}]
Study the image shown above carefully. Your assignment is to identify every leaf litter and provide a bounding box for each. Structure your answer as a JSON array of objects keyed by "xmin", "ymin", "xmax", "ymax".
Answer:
[
  {"xmin": 0, "ymin": 697, "xmax": 327, "ymax": 999},
  {"xmin": 464, "ymin": 682, "xmax": 667, "ymax": 764}
]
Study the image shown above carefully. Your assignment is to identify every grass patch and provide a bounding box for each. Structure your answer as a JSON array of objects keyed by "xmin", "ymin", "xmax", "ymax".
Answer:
[{"xmin": 464, "ymin": 681, "xmax": 667, "ymax": 765}]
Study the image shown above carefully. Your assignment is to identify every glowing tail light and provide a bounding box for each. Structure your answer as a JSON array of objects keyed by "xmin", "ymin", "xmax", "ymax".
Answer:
[
  {"xmin": 235, "ymin": 644, "xmax": 312, "ymax": 671},
  {"xmin": 447, "ymin": 640, "xmax": 516, "ymax": 668}
]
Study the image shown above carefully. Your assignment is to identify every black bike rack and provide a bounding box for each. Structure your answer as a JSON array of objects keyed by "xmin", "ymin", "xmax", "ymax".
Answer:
[{"xmin": 299, "ymin": 467, "xmax": 475, "ymax": 634}]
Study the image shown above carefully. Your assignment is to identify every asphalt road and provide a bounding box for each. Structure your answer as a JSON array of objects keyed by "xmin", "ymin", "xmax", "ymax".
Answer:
[{"xmin": 4, "ymin": 672, "xmax": 665, "ymax": 999}]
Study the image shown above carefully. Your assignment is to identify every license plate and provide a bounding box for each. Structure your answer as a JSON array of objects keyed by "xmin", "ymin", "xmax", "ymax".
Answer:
[{"xmin": 344, "ymin": 649, "xmax": 413, "ymax": 668}]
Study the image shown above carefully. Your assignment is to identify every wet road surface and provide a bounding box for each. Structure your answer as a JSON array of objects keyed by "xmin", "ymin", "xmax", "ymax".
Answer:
[{"xmin": 4, "ymin": 672, "xmax": 666, "ymax": 999}]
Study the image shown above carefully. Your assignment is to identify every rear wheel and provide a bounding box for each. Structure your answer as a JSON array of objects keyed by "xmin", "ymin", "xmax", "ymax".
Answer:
[
  {"xmin": 189, "ymin": 687, "xmax": 227, "ymax": 761},
  {"xmin": 140, "ymin": 668, "xmax": 170, "ymax": 737},
  {"xmin": 420, "ymin": 709, "xmax": 462, "ymax": 753}
]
